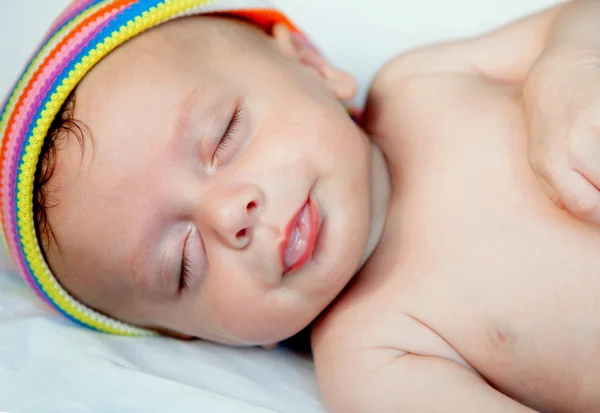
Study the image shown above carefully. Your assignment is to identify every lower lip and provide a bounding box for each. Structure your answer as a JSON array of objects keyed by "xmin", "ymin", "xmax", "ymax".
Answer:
[{"xmin": 280, "ymin": 198, "xmax": 320, "ymax": 275}]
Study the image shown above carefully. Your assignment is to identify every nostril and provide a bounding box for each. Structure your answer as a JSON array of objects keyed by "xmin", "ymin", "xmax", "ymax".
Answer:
[
  {"xmin": 246, "ymin": 201, "xmax": 257, "ymax": 213},
  {"xmin": 236, "ymin": 229, "xmax": 246, "ymax": 239}
]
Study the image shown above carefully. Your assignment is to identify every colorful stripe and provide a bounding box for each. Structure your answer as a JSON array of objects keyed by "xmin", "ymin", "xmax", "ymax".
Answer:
[{"xmin": 0, "ymin": 0, "xmax": 306, "ymax": 336}]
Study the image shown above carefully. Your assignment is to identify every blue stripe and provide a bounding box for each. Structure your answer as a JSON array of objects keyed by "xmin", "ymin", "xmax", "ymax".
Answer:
[
  {"xmin": 52, "ymin": 298, "xmax": 103, "ymax": 331},
  {"xmin": 0, "ymin": 0, "xmax": 115, "ymax": 137},
  {"xmin": 15, "ymin": 0, "xmax": 165, "ymax": 327}
]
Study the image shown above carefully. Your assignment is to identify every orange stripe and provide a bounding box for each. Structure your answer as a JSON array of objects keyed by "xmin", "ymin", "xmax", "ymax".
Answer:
[
  {"xmin": 226, "ymin": 8, "xmax": 300, "ymax": 34},
  {"xmin": 1, "ymin": 0, "xmax": 137, "ymax": 171},
  {"xmin": 0, "ymin": 2, "xmax": 303, "ymax": 236},
  {"xmin": 0, "ymin": 0, "xmax": 137, "ymax": 231}
]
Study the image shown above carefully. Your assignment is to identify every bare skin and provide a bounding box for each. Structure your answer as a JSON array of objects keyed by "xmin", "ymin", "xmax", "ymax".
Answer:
[
  {"xmin": 313, "ymin": 2, "xmax": 600, "ymax": 412},
  {"xmin": 40, "ymin": 1, "xmax": 600, "ymax": 411},
  {"xmin": 43, "ymin": 16, "xmax": 390, "ymax": 346}
]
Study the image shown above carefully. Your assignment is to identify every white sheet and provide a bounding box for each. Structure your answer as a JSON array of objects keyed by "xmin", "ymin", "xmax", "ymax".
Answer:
[{"xmin": 0, "ymin": 1, "xmax": 561, "ymax": 412}]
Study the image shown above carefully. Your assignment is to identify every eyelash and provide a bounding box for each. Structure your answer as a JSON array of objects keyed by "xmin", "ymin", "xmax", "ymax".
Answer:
[
  {"xmin": 179, "ymin": 108, "xmax": 242, "ymax": 293},
  {"xmin": 179, "ymin": 235, "xmax": 192, "ymax": 295},
  {"xmin": 213, "ymin": 106, "xmax": 243, "ymax": 163}
]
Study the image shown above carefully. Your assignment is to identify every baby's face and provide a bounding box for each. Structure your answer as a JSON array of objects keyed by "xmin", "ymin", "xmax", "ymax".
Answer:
[{"xmin": 44, "ymin": 16, "xmax": 375, "ymax": 345}]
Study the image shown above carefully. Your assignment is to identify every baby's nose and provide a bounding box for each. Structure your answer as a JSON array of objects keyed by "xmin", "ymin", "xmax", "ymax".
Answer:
[{"xmin": 203, "ymin": 183, "xmax": 264, "ymax": 249}]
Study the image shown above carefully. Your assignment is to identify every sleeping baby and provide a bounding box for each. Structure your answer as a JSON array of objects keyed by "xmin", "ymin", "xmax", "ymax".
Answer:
[{"xmin": 3, "ymin": 0, "xmax": 600, "ymax": 411}]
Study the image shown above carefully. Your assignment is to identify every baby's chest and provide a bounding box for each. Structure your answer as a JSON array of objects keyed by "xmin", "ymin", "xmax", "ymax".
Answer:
[
  {"xmin": 346, "ymin": 191, "xmax": 600, "ymax": 412},
  {"xmin": 355, "ymin": 75, "xmax": 600, "ymax": 411}
]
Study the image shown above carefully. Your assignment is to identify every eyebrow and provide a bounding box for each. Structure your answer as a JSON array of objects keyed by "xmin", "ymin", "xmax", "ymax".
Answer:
[
  {"xmin": 127, "ymin": 200, "xmax": 178, "ymax": 298},
  {"xmin": 173, "ymin": 86, "xmax": 203, "ymax": 146},
  {"xmin": 130, "ymin": 235, "xmax": 181, "ymax": 300}
]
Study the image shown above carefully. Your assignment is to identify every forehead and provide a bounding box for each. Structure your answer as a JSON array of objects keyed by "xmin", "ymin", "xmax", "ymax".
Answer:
[
  {"xmin": 43, "ymin": 121, "xmax": 166, "ymax": 300},
  {"xmin": 100, "ymin": 15, "xmax": 270, "ymax": 72},
  {"xmin": 41, "ymin": 16, "xmax": 281, "ymax": 305},
  {"xmin": 40, "ymin": 21, "xmax": 224, "ymax": 299}
]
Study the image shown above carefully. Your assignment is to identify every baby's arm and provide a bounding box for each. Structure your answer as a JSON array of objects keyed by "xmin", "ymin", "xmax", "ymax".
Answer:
[
  {"xmin": 326, "ymin": 356, "xmax": 535, "ymax": 413},
  {"xmin": 367, "ymin": 0, "xmax": 600, "ymax": 224},
  {"xmin": 314, "ymin": 314, "xmax": 537, "ymax": 413}
]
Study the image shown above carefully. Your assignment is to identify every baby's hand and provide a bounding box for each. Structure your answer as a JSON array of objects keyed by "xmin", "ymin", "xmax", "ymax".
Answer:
[{"xmin": 524, "ymin": 45, "xmax": 600, "ymax": 224}]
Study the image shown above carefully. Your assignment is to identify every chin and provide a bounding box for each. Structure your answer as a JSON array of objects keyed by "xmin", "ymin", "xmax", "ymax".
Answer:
[{"xmin": 241, "ymin": 315, "xmax": 317, "ymax": 346}]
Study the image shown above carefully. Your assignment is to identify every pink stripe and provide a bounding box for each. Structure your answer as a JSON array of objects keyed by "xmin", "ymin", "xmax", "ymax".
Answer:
[
  {"xmin": 47, "ymin": 0, "xmax": 101, "ymax": 41},
  {"xmin": 1, "ymin": 7, "xmax": 123, "ymax": 252},
  {"xmin": 2, "ymin": 5, "xmax": 127, "ymax": 298},
  {"xmin": 1, "ymin": 184, "xmax": 46, "ymax": 300},
  {"xmin": 26, "ymin": 1, "xmax": 104, "ymax": 79},
  {"xmin": 4, "ymin": 8, "xmax": 112, "ymax": 161},
  {"xmin": 2, "ymin": 205, "xmax": 46, "ymax": 301}
]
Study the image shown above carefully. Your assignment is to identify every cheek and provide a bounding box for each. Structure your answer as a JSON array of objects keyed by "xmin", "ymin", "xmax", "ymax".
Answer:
[
  {"xmin": 203, "ymin": 266, "xmax": 277, "ymax": 342},
  {"xmin": 203, "ymin": 265, "xmax": 310, "ymax": 344},
  {"xmin": 304, "ymin": 107, "xmax": 371, "ymax": 185}
]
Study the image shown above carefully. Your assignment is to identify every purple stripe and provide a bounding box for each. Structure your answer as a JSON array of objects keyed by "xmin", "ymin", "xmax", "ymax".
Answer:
[
  {"xmin": 19, "ymin": 0, "xmax": 104, "ymax": 84},
  {"xmin": 4, "ymin": 7, "xmax": 122, "ymax": 299},
  {"xmin": 45, "ymin": 0, "xmax": 101, "ymax": 44},
  {"xmin": 5, "ymin": 15, "xmax": 116, "ymax": 233},
  {"xmin": 2, "ymin": 4, "xmax": 118, "ymax": 203}
]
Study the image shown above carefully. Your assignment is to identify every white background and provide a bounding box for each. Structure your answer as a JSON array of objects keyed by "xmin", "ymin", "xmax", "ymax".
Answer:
[{"xmin": 0, "ymin": 1, "xmax": 562, "ymax": 412}]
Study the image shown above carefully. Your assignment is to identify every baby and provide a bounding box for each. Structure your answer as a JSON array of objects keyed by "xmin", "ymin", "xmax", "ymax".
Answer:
[{"xmin": 3, "ymin": 0, "xmax": 600, "ymax": 411}]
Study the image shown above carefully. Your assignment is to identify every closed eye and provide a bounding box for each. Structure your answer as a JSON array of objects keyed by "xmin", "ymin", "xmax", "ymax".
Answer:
[
  {"xmin": 178, "ymin": 229, "xmax": 192, "ymax": 296},
  {"xmin": 212, "ymin": 106, "xmax": 243, "ymax": 164}
]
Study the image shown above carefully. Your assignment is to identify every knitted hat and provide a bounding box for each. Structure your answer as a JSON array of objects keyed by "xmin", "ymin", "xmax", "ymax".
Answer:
[{"xmin": 0, "ymin": 0, "xmax": 307, "ymax": 336}]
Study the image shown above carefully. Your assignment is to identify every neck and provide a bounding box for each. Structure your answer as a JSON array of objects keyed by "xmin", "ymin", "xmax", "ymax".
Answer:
[{"xmin": 358, "ymin": 140, "xmax": 391, "ymax": 269}]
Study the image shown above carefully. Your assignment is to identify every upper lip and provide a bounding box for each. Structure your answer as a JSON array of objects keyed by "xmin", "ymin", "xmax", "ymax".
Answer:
[{"xmin": 279, "ymin": 197, "xmax": 320, "ymax": 275}]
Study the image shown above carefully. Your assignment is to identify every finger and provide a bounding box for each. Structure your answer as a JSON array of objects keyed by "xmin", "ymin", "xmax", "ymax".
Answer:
[
  {"xmin": 551, "ymin": 168, "xmax": 600, "ymax": 224},
  {"xmin": 529, "ymin": 150, "xmax": 567, "ymax": 210},
  {"xmin": 575, "ymin": 161, "xmax": 600, "ymax": 202},
  {"xmin": 571, "ymin": 131, "xmax": 600, "ymax": 196},
  {"xmin": 535, "ymin": 173, "xmax": 566, "ymax": 210}
]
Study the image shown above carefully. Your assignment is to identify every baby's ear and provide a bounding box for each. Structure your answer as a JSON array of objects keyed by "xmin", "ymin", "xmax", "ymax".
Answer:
[{"xmin": 272, "ymin": 23, "xmax": 357, "ymax": 101}]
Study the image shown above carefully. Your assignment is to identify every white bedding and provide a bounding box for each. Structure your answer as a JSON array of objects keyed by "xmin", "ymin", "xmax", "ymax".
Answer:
[{"xmin": 0, "ymin": 1, "xmax": 560, "ymax": 412}]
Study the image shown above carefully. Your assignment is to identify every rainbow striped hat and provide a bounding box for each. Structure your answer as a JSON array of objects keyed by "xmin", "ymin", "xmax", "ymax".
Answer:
[{"xmin": 0, "ymin": 0, "xmax": 305, "ymax": 336}]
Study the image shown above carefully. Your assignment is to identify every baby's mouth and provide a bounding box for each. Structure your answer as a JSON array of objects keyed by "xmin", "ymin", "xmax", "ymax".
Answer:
[{"xmin": 281, "ymin": 198, "xmax": 320, "ymax": 275}]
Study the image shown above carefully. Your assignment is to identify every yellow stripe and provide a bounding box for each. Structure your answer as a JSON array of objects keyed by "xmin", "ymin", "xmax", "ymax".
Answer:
[
  {"xmin": 17, "ymin": 0, "xmax": 216, "ymax": 336},
  {"xmin": 0, "ymin": 2, "xmax": 109, "ymax": 142}
]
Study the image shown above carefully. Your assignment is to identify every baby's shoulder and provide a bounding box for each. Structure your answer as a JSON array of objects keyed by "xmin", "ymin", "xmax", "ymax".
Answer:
[
  {"xmin": 312, "ymin": 279, "xmax": 475, "ymax": 407},
  {"xmin": 363, "ymin": 56, "xmax": 521, "ymax": 142},
  {"xmin": 311, "ymin": 260, "xmax": 473, "ymax": 376}
]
